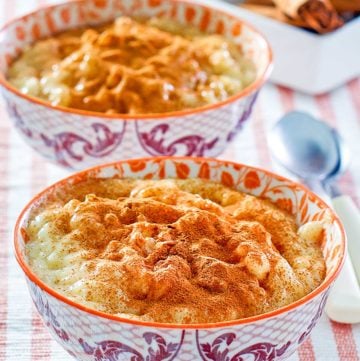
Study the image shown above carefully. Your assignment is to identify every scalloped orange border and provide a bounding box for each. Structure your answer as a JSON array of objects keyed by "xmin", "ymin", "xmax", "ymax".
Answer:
[
  {"xmin": 14, "ymin": 157, "xmax": 346, "ymax": 330},
  {"xmin": 0, "ymin": 0, "xmax": 273, "ymax": 121}
]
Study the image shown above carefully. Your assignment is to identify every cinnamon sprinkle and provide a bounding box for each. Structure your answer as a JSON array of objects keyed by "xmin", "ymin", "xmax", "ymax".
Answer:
[{"xmin": 25, "ymin": 178, "xmax": 326, "ymax": 324}]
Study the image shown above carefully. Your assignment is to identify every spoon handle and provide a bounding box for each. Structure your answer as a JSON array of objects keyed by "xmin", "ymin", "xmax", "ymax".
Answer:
[
  {"xmin": 325, "ymin": 254, "xmax": 360, "ymax": 324},
  {"xmin": 332, "ymin": 195, "xmax": 360, "ymax": 283},
  {"xmin": 325, "ymin": 194, "xmax": 360, "ymax": 324}
]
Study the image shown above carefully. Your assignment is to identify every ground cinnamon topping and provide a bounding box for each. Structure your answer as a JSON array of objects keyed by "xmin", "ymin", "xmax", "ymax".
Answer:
[
  {"xmin": 8, "ymin": 17, "xmax": 256, "ymax": 115},
  {"xmin": 25, "ymin": 178, "xmax": 326, "ymax": 323}
]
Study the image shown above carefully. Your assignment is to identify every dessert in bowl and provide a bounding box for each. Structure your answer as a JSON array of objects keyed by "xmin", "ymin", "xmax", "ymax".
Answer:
[
  {"xmin": 15, "ymin": 157, "xmax": 345, "ymax": 360},
  {"xmin": 0, "ymin": 0, "xmax": 272, "ymax": 170},
  {"xmin": 7, "ymin": 16, "xmax": 257, "ymax": 115}
]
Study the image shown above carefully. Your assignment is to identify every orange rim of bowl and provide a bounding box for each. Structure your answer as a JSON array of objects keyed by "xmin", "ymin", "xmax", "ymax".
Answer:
[
  {"xmin": 0, "ymin": 0, "xmax": 273, "ymax": 121},
  {"xmin": 14, "ymin": 156, "xmax": 346, "ymax": 329}
]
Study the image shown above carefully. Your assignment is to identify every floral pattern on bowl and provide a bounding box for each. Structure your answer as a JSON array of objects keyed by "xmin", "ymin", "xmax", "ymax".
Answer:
[
  {"xmin": 0, "ymin": 0, "xmax": 271, "ymax": 170},
  {"xmin": 15, "ymin": 157, "xmax": 345, "ymax": 360}
]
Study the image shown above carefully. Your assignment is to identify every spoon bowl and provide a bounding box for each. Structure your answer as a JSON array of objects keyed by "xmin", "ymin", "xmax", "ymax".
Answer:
[{"xmin": 269, "ymin": 111, "xmax": 339, "ymax": 181}]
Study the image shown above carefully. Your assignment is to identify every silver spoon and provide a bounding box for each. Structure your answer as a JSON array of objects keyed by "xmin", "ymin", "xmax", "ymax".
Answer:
[
  {"xmin": 269, "ymin": 111, "xmax": 360, "ymax": 324},
  {"xmin": 269, "ymin": 111, "xmax": 338, "ymax": 201}
]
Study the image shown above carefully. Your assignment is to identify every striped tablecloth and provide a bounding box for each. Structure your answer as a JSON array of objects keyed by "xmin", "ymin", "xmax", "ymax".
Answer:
[{"xmin": 0, "ymin": 1, "xmax": 359, "ymax": 360}]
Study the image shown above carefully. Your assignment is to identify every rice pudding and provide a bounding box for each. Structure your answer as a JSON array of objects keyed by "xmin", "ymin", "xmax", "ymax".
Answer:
[{"xmin": 24, "ymin": 178, "xmax": 326, "ymax": 324}]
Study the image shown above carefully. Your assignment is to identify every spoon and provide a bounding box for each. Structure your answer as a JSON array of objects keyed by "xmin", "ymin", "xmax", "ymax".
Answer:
[{"xmin": 269, "ymin": 111, "xmax": 360, "ymax": 324}]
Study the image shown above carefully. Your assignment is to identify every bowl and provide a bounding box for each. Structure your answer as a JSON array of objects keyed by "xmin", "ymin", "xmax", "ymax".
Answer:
[
  {"xmin": 0, "ymin": 0, "xmax": 272, "ymax": 170},
  {"xmin": 14, "ymin": 157, "xmax": 345, "ymax": 360}
]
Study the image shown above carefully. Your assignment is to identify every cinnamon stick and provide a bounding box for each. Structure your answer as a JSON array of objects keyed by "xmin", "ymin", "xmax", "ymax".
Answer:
[
  {"xmin": 272, "ymin": 0, "xmax": 343, "ymax": 33},
  {"xmin": 298, "ymin": 0, "xmax": 344, "ymax": 33},
  {"xmin": 240, "ymin": 3, "xmax": 311, "ymax": 27}
]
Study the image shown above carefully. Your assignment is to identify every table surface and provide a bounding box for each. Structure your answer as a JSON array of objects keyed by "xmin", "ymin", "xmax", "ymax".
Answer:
[{"xmin": 0, "ymin": 0, "xmax": 359, "ymax": 360}]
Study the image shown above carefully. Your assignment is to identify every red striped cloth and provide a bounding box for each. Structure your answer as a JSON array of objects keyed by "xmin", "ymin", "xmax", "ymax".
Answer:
[{"xmin": 0, "ymin": 1, "xmax": 359, "ymax": 359}]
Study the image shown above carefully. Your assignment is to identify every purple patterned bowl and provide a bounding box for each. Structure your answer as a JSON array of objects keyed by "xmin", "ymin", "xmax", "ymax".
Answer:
[
  {"xmin": 15, "ymin": 157, "xmax": 345, "ymax": 360},
  {"xmin": 0, "ymin": 0, "xmax": 272, "ymax": 170}
]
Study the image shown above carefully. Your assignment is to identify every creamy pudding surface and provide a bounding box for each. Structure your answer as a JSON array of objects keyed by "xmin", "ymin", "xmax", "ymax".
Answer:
[
  {"xmin": 25, "ymin": 178, "xmax": 326, "ymax": 324},
  {"xmin": 8, "ymin": 17, "xmax": 256, "ymax": 115}
]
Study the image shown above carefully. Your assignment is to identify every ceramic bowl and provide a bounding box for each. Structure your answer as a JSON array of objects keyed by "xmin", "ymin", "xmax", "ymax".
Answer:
[
  {"xmin": 0, "ymin": 0, "xmax": 272, "ymax": 170},
  {"xmin": 14, "ymin": 157, "xmax": 345, "ymax": 360}
]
